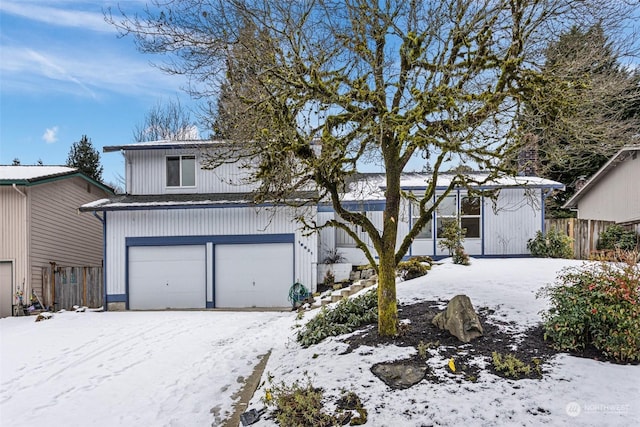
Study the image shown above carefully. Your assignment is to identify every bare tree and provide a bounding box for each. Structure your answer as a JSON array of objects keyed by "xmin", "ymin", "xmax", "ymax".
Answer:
[
  {"xmin": 133, "ymin": 98, "xmax": 199, "ymax": 142},
  {"xmin": 107, "ymin": 0, "xmax": 633, "ymax": 336}
]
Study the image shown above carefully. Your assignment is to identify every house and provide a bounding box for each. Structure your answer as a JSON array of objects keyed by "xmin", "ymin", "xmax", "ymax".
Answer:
[
  {"xmin": 81, "ymin": 140, "xmax": 318, "ymax": 311},
  {"xmin": 81, "ymin": 140, "xmax": 563, "ymax": 311},
  {"xmin": 563, "ymin": 146, "xmax": 640, "ymax": 229},
  {"xmin": 0, "ymin": 166, "xmax": 114, "ymax": 317},
  {"xmin": 318, "ymin": 173, "xmax": 565, "ymax": 265}
]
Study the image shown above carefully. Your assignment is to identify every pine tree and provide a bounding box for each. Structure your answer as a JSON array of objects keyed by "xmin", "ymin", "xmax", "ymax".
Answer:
[{"xmin": 66, "ymin": 135, "xmax": 103, "ymax": 182}]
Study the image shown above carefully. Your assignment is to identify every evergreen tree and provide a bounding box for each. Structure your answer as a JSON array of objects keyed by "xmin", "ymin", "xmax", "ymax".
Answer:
[
  {"xmin": 66, "ymin": 135, "xmax": 103, "ymax": 182},
  {"xmin": 517, "ymin": 24, "xmax": 640, "ymax": 216},
  {"xmin": 12, "ymin": 158, "xmax": 20, "ymax": 165}
]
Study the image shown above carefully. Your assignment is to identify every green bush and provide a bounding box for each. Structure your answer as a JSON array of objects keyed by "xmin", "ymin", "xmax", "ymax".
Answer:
[
  {"xmin": 527, "ymin": 229, "xmax": 573, "ymax": 258},
  {"xmin": 263, "ymin": 379, "xmax": 337, "ymax": 427},
  {"xmin": 296, "ymin": 290, "xmax": 377, "ymax": 347},
  {"xmin": 397, "ymin": 258, "xmax": 431, "ymax": 280},
  {"xmin": 453, "ymin": 246, "xmax": 470, "ymax": 266},
  {"xmin": 538, "ymin": 261, "xmax": 640, "ymax": 362},
  {"xmin": 491, "ymin": 352, "xmax": 541, "ymax": 379},
  {"xmin": 597, "ymin": 224, "xmax": 638, "ymax": 251}
]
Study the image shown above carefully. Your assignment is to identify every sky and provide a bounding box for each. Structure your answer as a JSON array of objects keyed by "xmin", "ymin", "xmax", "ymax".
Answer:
[{"xmin": 0, "ymin": 0, "xmax": 198, "ymax": 186}]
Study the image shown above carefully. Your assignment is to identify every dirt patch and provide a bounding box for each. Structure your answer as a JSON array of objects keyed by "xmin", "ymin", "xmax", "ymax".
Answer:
[{"xmin": 338, "ymin": 299, "xmax": 622, "ymax": 384}]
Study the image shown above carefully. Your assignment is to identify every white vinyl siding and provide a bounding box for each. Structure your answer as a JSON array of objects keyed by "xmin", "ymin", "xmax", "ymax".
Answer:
[
  {"xmin": 483, "ymin": 188, "xmax": 542, "ymax": 255},
  {"xmin": 0, "ymin": 187, "xmax": 28, "ymax": 306},
  {"xmin": 126, "ymin": 149, "xmax": 260, "ymax": 195},
  {"xmin": 105, "ymin": 206, "xmax": 317, "ymax": 297},
  {"xmin": 575, "ymin": 154, "xmax": 640, "ymax": 222}
]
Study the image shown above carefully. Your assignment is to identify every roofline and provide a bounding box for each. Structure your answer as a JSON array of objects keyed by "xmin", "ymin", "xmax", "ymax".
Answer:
[
  {"xmin": 1, "ymin": 171, "xmax": 115, "ymax": 195},
  {"xmin": 563, "ymin": 145, "xmax": 640, "ymax": 209},
  {"xmin": 103, "ymin": 139, "xmax": 225, "ymax": 152}
]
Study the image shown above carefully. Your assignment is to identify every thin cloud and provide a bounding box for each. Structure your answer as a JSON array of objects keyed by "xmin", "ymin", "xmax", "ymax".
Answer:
[
  {"xmin": 42, "ymin": 127, "xmax": 59, "ymax": 144},
  {"xmin": 0, "ymin": 1, "xmax": 114, "ymax": 33}
]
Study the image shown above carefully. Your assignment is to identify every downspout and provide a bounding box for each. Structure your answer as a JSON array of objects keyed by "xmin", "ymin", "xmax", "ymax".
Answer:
[{"xmin": 92, "ymin": 211, "xmax": 107, "ymax": 311}]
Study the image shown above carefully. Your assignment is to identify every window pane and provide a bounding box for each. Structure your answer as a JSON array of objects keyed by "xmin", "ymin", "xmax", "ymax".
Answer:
[
  {"xmin": 416, "ymin": 219, "xmax": 432, "ymax": 239},
  {"xmin": 181, "ymin": 156, "xmax": 196, "ymax": 186},
  {"xmin": 436, "ymin": 217, "xmax": 456, "ymax": 238},
  {"xmin": 461, "ymin": 217, "xmax": 480, "ymax": 238},
  {"xmin": 166, "ymin": 156, "xmax": 180, "ymax": 187},
  {"xmin": 436, "ymin": 196, "xmax": 456, "ymax": 216},
  {"xmin": 461, "ymin": 196, "xmax": 480, "ymax": 215}
]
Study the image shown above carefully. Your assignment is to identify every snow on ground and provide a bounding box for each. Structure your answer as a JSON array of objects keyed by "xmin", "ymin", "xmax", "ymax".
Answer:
[
  {"xmin": 0, "ymin": 310, "xmax": 294, "ymax": 426},
  {"xmin": 248, "ymin": 258, "xmax": 640, "ymax": 427},
  {"xmin": 1, "ymin": 258, "xmax": 639, "ymax": 426}
]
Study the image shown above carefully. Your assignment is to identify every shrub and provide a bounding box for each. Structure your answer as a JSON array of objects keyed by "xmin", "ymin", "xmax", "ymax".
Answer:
[
  {"xmin": 263, "ymin": 379, "xmax": 336, "ymax": 427},
  {"xmin": 397, "ymin": 258, "xmax": 430, "ymax": 280},
  {"xmin": 453, "ymin": 246, "xmax": 470, "ymax": 266},
  {"xmin": 527, "ymin": 229, "xmax": 573, "ymax": 258},
  {"xmin": 538, "ymin": 261, "xmax": 640, "ymax": 362},
  {"xmin": 597, "ymin": 224, "xmax": 638, "ymax": 252},
  {"xmin": 438, "ymin": 218, "xmax": 465, "ymax": 255},
  {"xmin": 491, "ymin": 351, "xmax": 542, "ymax": 379},
  {"xmin": 296, "ymin": 290, "xmax": 377, "ymax": 347}
]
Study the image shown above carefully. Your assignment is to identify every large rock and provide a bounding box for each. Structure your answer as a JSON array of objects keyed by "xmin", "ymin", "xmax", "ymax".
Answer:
[
  {"xmin": 371, "ymin": 360, "xmax": 428, "ymax": 389},
  {"xmin": 432, "ymin": 294, "xmax": 483, "ymax": 343}
]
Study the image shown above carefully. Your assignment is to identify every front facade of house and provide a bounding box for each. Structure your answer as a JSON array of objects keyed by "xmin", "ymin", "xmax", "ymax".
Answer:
[
  {"xmin": 0, "ymin": 167, "xmax": 113, "ymax": 317},
  {"xmin": 318, "ymin": 174, "xmax": 564, "ymax": 265},
  {"xmin": 84, "ymin": 141, "xmax": 317, "ymax": 311},
  {"xmin": 84, "ymin": 140, "xmax": 562, "ymax": 311},
  {"xmin": 563, "ymin": 146, "xmax": 640, "ymax": 227}
]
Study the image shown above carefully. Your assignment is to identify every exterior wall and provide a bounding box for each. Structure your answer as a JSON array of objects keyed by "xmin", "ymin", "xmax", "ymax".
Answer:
[
  {"xmin": 105, "ymin": 205, "xmax": 317, "ymax": 300},
  {"xmin": 29, "ymin": 178, "xmax": 110, "ymax": 299},
  {"xmin": 576, "ymin": 155, "xmax": 640, "ymax": 223},
  {"xmin": 0, "ymin": 187, "xmax": 29, "ymax": 304},
  {"xmin": 483, "ymin": 188, "xmax": 542, "ymax": 255},
  {"xmin": 125, "ymin": 149, "xmax": 259, "ymax": 195}
]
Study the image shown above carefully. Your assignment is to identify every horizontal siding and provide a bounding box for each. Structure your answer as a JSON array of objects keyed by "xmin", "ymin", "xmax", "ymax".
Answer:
[
  {"xmin": 126, "ymin": 149, "xmax": 259, "ymax": 195},
  {"xmin": 29, "ymin": 178, "xmax": 110, "ymax": 299},
  {"xmin": 483, "ymin": 188, "xmax": 542, "ymax": 255},
  {"xmin": 577, "ymin": 155, "xmax": 640, "ymax": 222},
  {"xmin": 0, "ymin": 187, "xmax": 28, "ymax": 299},
  {"xmin": 106, "ymin": 206, "xmax": 317, "ymax": 295}
]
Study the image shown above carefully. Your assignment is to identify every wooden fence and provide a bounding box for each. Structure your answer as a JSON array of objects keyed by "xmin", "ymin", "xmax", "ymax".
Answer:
[
  {"xmin": 545, "ymin": 218, "xmax": 616, "ymax": 259},
  {"xmin": 42, "ymin": 265, "xmax": 103, "ymax": 310}
]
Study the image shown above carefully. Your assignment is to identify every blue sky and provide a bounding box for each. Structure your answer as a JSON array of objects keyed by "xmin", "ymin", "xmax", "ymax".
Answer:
[{"xmin": 0, "ymin": 0, "xmax": 197, "ymax": 186}]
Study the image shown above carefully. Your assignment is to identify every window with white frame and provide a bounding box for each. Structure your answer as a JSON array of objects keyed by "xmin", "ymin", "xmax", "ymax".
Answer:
[
  {"xmin": 166, "ymin": 155, "xmax": 196, "ymax": 187},
  {"xmin": 460, "ymin": 196, "xmax": 481, "ymax": 238},
  {"xmin": 411, "ymin": 198, "xmax": 434, "ymax": 239},
  {"xmin": 435, "ymin": 195, "xmax": 457, "ymax": 237}
]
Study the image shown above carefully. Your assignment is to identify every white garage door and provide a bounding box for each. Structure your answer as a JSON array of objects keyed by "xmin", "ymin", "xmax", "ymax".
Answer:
[
  {"xmin": 129, "ymin": 245, "xmax": 206, "ymax": 310},
  {"xmin": 215, "ymin": 243, "xmax": 293, "ymax": 308}
]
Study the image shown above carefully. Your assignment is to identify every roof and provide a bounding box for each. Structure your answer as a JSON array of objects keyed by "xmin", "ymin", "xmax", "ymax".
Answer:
[
  {"xmin": 0, "ymin": 165, "xmax": 115, "ymax": 194},
  {"xmin": 80, "ymin": 191, "xmax": 318, "ymax": 211},
  {"xmin": 563, "ymin": 145, "xmax": 640, "ymax": 209},
  {"xmin": 103, "ymin": 139, "xmax": 225, "ymax": 153},
  {"xmin": 342, "ymin": 172, "xmax": 564, "ymax": 201}
]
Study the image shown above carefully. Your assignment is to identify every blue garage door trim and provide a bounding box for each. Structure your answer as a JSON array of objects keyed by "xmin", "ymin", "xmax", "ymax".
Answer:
[{"xmin": 119, "ymin": 234, "xmax": 296, "ymax": 309}]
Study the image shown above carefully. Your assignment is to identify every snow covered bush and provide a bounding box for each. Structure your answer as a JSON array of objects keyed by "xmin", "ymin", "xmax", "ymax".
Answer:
[
  {"xmin": 527, "ymin": 229, "xmax": 573, "ymax": 259},
  {"xmin": 539, "ymin": 261, "xmax": 640, "ymax": 362},
  {"xmin": 397, "ymin": 258, "xmax": 431, "ymax": 280}
]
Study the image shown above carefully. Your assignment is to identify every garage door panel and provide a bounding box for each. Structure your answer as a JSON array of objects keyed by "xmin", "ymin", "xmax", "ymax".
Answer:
[
  {"xmin": 129, "ymin": 245, "xmax": 206, "ymax": 310},
  {"xmin": 215, "ymin": 243, "xmax": 293, "ymax": 308}
]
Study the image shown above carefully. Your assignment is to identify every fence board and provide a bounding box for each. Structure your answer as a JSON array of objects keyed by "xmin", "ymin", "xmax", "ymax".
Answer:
[
  {"xmin": 545, "ymin": 218, "xmax": 618, "ymax": 259},
  {"xmin": 41, "ymin": 265, "xmax": 103, "ymax": 310}
]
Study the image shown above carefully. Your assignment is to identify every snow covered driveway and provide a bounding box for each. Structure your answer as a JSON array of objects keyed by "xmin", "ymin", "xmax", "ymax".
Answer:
[{"xmin": 0, "ymin": 310, "xmax": 295, "ymax": 426}]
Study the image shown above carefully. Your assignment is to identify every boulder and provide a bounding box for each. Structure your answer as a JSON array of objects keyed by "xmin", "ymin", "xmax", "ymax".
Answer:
[
  {"xmin": 371, "ymin": 360, "xmax": 428, "ymax": 389},
  {"xmin": 432, "ymin": 294, "xmax": 483, "ymax": 343}
]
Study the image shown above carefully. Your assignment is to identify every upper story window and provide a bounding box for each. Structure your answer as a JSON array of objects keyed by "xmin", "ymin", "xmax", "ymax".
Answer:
[{"xmin": 166, "ymin": 155, "xmax": 196, "ymax": 187}]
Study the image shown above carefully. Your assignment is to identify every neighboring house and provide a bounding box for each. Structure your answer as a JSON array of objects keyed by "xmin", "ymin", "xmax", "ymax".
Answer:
[
  {"xmin": 318, "ymin": 173, "xmax": 564, "ymax": 265},
  {"xmin": 0, "ymin": 166, "xmax": 114, "ymax": 317},
  {"xmin": 563, "ymin": 146, "xmax": 640, "ymax": 228},
  {"xmin": 81, "ymin": 140, "xmax": 563, "ymax": 311}
]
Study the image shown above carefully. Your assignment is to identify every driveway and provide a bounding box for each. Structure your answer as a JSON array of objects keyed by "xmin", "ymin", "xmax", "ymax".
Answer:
[{"xmin": 0, "ymin": 310, "xmax": 294, "ymax": 426}]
